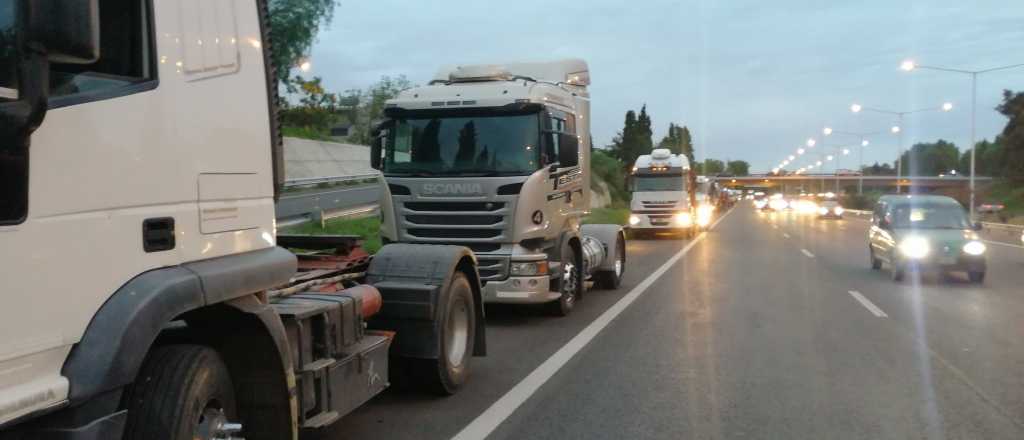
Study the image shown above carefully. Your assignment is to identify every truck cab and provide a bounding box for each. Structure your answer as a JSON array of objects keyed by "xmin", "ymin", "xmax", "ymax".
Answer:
[
  {"xmin": 627, "ymin": 149, "xmax": 696, "ymax": 237},
  {"xmin": 372, "ymin": 60, "xmax": 626, "ymax": 315}
]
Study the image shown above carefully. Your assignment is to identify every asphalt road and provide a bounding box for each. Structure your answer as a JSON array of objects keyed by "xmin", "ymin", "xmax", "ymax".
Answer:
[{"xmin": 324, "ymin": 205, "xmax": 1024, "ymax": 440}]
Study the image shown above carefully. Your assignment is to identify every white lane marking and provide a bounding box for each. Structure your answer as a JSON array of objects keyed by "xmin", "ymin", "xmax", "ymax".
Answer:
[
  {"xmin": 848, "ymin": 290, "xmax": 888, "ymax": 317},
  {"xmin": 451, "ymin": 209, "xmax": 737, "ymax": 440},
  {"xmin": 801, "ymin": 249, "xmax": 815, "ymax": 258},
  {"xmin": 782, "ymin": 233, "xmax": 791, "ymax": 238}
]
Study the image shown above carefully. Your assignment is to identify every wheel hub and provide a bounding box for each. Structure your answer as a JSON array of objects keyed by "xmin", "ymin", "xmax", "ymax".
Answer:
[
  {"xmin": 445, "ymin": 297, "xmax": 470, "ymax": 367},
  {"xmin": 195, "ymin": 407, "xmax": 243, "ymax": 440},
  {"xmin": 562, "ymin": 262, "xmax": 578, "ymax": 305}
]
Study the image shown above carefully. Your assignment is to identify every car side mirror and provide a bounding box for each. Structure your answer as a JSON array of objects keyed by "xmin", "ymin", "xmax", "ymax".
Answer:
[
  {"xmin": 558, "ymin": 133, "xmax": 579, "ymax": 168},
  {"xmin": 973, "ymin": 222, "xmax": 983, "ymax": 231}
]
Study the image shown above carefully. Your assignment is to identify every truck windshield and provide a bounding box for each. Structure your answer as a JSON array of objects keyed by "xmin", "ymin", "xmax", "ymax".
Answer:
[
  {"xmin": 0, "ymin": 1, "xmax": 16, "ymax": 100},
  {"xmin": 383, "ymin": 112, "xmax": 540, "ymax": 176},
  {"xmin": 890, "ymin": 204, "xmax": 972, "ymax": 229},
  {"xmin": 633, "ymin": 175, "xmax": 685, "ymax": 192}
]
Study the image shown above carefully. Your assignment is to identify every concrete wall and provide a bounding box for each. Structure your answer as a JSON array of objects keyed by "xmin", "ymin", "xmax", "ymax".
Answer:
[{"xmin": 283, "ymin": 137, "xmax": 374, "ymax": 180}]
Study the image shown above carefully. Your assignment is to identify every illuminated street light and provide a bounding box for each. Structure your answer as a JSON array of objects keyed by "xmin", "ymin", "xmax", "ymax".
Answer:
[
  {"xmin": 823, "ymin": 127, "xmax": 833, "ymax": 136},
  {"xmin": 826, "ymin": 155, "xmax": 833, "ymax": 161},
  {"xmin": 900, "ymin": 59, "xmax": 916, "ymax": 71},
  {"xmin": 806, "ymin": 138, "xmax": 817, "ymax": 147},
  {"xmin": 861, "ymin": 139, "xmax": 869, "ymax": 147},
  {"xmin": 298, "ymin": 58, "xmax": 312, "ymax": 72},
  {"xmin": 797, "ymin": 148, "xmax": 805, "ymax": 155},
  {"xmin": 891, "ymin": 125, "xmax": 901, "ymax": 134},
  {"xmin": 842, "ymin": 148, "xmax": 850, "ymax": 155},
  {"xmin": 942, "ymin": 102, "xmax": 954, "ymax": 111},
  {"xmin": 816, "ymin": 160, "xmax": 822, "ymax": 166},
  {"xmin": 850, "ymin": 103, "xmax": 862, "ymax": 113},
  {"xmin": 788, "ymin": 155, "xmax": 795, "ymax": 161}
]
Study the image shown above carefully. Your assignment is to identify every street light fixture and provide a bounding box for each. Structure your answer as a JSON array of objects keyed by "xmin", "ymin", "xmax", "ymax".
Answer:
[
  {"xmin": 797, "ymin": 148, "xmax": 805, "ymax": 155},
  {"xmin": 824, "ymin": 127, "xmax": 884, "ymax": 194},
  {"xmin": 901, "ymin": 59, "xmax": 1024, "ymax": 219},
  {"xmin": 806, "ymin": 138, "xmax": 817, "ymax": 147},
  {"xmin": 850, "ymin": 101, "xmax": 954, "ymax": 194},
  {"xmin": 823, "ymin": 127, "xmax": 833, "ymax": 136}
]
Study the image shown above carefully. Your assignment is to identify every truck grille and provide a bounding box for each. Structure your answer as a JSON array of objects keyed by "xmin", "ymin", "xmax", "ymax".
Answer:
[
  {"xmin": 476, "ymin": 256, "xmax": 510, "ymax": 281},
  {"xmin": 405, "ymin": 202, "xmax": 505, "ymax": 212},
  {"xmin": 405, "ymin": 215, "xmax": 503, "ymax": 226},
  {"xmin": 398, "ymin": 200, "xmax": 511, "ymax": 243},
  {"xmin": 642, "ymin": 200, "xmax": 676, "ymax": 209},
  {"xmin": 407, "ymin": 228, "xmax": 502, "ymax": 239}
]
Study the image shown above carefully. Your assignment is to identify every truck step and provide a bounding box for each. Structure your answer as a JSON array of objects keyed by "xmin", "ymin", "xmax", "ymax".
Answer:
[
  {"xmin": 301, "ymin": 358, "xmax": 336, "ymax": 373},
  {"xmin": 302, "ymin": 411, "xmax": 340, "ymax": 429}
]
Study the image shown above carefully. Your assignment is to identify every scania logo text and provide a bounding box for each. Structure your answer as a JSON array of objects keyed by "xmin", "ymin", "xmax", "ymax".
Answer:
[{"xmin": 421, "ymin": 183, "xmax": 483, "ymax": 196}]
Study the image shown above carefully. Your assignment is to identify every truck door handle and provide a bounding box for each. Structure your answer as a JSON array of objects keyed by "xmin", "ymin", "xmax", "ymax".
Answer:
[{"xmin": 143, "ymin": 217, "xmax": 176, "ymax": 252}]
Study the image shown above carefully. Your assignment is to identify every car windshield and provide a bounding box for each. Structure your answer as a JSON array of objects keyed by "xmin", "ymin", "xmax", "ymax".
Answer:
[
  {"xmin": 633, "ymin": 175, "xmax": 685, "ymax": 192},
  {"xmin": 382, "ymin": 112, "xmax": 540, "ymax": 176},
  {"xmin": 890, "ymin": 203, "xmax": 972, "ymax": 229},
  {"xmin": 0, "ymin": 1, "xmax": 16, "ymax": 99}
]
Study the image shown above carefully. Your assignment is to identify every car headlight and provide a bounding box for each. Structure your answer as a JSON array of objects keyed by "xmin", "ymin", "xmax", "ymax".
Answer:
[
  {"xmin": 834, "ymin": 206, "xmax": 844, "ymax": 215},
  {"xmin": 510, "ymin": 261, "xmax": 549, "ymax": 276},
  {"xmin": 674, "ymin": 212, "xmax": 692, "ymax": 226},
  {"xmin": 898, "ymin": 236, "xmax": 931, "ymax": 259},
  {"xmin": 963, "ymin": 240, "xmax": 986, "ymax": 256},
  {"xmin": 818, "ymin": 207, "xmax": 829, "ymax": 215},
  {"xmin": 629, "ymin": 214, "xmax": 640, "ymax": 226}
]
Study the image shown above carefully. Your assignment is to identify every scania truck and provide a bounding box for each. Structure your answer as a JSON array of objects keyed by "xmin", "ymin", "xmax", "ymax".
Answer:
[
  {"xmin": 0, "ymin": 1, "xmax": 484, "ymax": 439},
  {"xmin": 370, "ymin": 60, "xmax": 627, "ymax": 316},
  {"xmin": 626, "ymin": 149, "xmax": 705, "ymax": 238}
]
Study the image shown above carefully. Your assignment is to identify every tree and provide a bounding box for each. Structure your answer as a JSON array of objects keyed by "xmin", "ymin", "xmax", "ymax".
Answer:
[
  {"xmin": 995, "ymin": 89, "xmax": 1024, "ymax": 182},
  {"xmin": 958, "ymin": 138, "xmax": 1003, "ymax": 178},
  {"xmin": 610, "ymin": 110, "xmax": 642, "ymax": 167},
  {"xmin": 725, "ymin": 160, "xmax": 750, "ymax": 176},
  {"xmin": 269, "ymin": 0, "xmax": 338, "ymax": 84},
  {"xmin": 898, "ymin": 139, "xmax": 959, "ymax": 176},
  {"xmin": 698, "ymin": 159, "xmax": 725, "ymax": 175},
  {"xmin": 636, "ymin": 105, "xmax": 654, "ymax": 153},
  {"xmin": 658, "ymin": 123, "xmax": 695, "ymax": 163},
  {"xmin": 346, "ymin": 75, "xmax": 414, "ymax": 145},
  {"xmin": 861, "ymin": 162, "xmax": 896, "ymax": 176},
  {"xmin": 279, "ymin": 76, "xmax": 341, "ymax": 134}
]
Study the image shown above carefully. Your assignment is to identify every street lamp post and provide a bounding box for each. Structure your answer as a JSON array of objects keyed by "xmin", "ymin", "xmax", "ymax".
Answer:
[
  {"xmin": 901, "ymin": 60, "xmax": 1024, "ymax": 220},
  {"xmin": 823, "ymin": 127, "xmax": 883, "ymax": 195},
  {"xmin": 850, "ymin": 102, "xmax": 953, "ymax": 195}
]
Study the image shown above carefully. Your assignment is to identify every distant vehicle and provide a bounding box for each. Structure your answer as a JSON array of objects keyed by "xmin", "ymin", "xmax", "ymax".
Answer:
[
  {"xmin": 628, "ymin": 149, "xmax": 697, "ymax": 238},
  {"xmin": 977, "ymin": 204, "xmax": 1005, "ymax": 214},
  {"xmin": 835, "ymin": 169, "xmax": 862, "ymax": 176},
  {"xmin": 868, "ymin": 195, "xmax": 986, "ymax": 283},
  {"xmin": 753, "ymin": 196, "xmax": 769, "ymax": 210},
  {"xmin": 817, "ymin": 200, "xmax": 844, "ymax": 219}
]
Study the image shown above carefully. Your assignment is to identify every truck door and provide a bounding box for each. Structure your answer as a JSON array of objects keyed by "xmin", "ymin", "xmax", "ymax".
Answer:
[{"xmin": 544, "ymin": 110, "xmax": 583, "ymax": 226}]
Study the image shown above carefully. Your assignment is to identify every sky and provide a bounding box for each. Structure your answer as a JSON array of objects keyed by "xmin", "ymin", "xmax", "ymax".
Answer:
[{"xmin": 306, "ymin": 0, "xmax": 1024, "ymax": 173}]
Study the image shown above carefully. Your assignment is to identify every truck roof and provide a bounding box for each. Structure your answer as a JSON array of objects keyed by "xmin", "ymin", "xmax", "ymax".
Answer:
[
  {"xmin": 633, "ymin": 149, "xmax": 690, "ymax": 173},
  {"xmin": 432, "ymin": 59, "xmax": 590, "ymax": 87}
]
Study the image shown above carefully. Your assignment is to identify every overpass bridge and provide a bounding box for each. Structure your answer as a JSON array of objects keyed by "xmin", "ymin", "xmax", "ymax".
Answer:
[{"xmin": 719, "ymin": 174, "xmax": 993, "ymax": 194}]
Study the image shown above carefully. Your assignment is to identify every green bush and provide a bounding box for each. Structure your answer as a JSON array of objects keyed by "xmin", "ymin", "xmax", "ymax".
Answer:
[
  {"xmin": 591, "ymin": 150, "xmax": 629, "ymax": 205},
  {"xmin": 282, "ymin": 216, "xmax": 382, "ymax": 254}
]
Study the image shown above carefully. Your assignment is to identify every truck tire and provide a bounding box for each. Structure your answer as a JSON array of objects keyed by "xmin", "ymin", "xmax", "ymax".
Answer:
[
  {"xmin": 548, "ymin": 241, "xmax": 582, "ymax": 316},
  {"xmin": 869, "ymin": 247, "xmax": 882, "ymax": 270},
  {"xmin": 594, "ymin": 236, "xmax": 624, "ymax": 289},
  {"xmin": 123, "ymin": 345, "xmax": 242, "ymax": 440},
  {"xmin": 414, "ymin": 272, "xmax": 475, "ymax": 395}
]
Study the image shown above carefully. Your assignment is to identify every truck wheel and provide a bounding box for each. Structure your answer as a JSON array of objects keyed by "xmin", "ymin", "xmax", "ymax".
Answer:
[
  {"xmin": 123, "ymin": 345, "xmax": 242, "ymax": 440},
  {"xmin": 548, "ymin": 242, "xmax": 582, "ymax": 316},
  {"xmin": 415, "ymin": 272, "xmax": 475, "ymax": 395},
  {"xmin": 594, "ymin": 236, "xmax": 625, "ymax": 289}
]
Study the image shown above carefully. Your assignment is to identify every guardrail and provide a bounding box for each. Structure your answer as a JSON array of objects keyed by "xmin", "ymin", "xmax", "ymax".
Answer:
[{"xmin": 283, "ymin": 173, "xmax": 380, "ymax": 188}]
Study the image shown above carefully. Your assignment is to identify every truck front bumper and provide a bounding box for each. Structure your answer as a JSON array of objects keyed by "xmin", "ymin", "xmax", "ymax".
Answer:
[
  {"xmin": 482, "ymin": 275, "xmax": 559, "ymax": 304},
  {"xmin": 628, "ymin": 212, "xmax": 690, "ymax": 231}
]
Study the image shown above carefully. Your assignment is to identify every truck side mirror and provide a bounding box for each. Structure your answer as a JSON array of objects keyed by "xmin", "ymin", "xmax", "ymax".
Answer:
[
  {"xmin": 30, "ymin": 0, "xmax": 101, "ymax": 64},
  {"xmin": 370, "ymin": 135, "xmax": 383, "ymax": 170},
  {"xmin": 558, "ymin": 133, "xmax": 579, "ymax": 168}
]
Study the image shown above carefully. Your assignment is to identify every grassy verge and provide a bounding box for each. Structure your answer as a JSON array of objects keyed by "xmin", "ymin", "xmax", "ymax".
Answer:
[
  {"xmin": 584, "ymin": 207, "xmax": 630, "ymax": 225},
  {"xmin": 281, "ymin": 216, "xmax": 383, "ymax": 254}
]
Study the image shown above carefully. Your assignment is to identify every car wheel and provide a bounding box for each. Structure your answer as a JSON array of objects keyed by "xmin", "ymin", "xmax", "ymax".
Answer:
[
  {"xmin": 869, "ymin": 247, "xmax": 882, "ymax": 270},
  {"xmin": 968, "ymin": 271, "xmax": 985, "ymax": 284}
]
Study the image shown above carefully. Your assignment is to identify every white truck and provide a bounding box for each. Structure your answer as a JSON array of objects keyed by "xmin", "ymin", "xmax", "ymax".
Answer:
[
  {"xmin": 627, "ymin": 149, "xmax": 706, "ymax": 238},
  {"xmin": 0, "ymin": 1, "xmax": 485, "ymax": 439},
  {"xmin": 370, "ymin": 60, "xmax": 628, "ymax": 316}
]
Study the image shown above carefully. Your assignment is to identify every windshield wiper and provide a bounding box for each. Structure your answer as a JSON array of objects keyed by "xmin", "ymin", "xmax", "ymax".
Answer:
[{"xmin": 384, "ymin": 168, "xmax": 440, "ymax": 177}]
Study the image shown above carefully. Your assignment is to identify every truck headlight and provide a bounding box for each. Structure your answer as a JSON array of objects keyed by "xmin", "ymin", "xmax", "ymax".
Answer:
[
  {"xmin": 511, "ymin": 261, "xmax": 549, "ymax": 276},
  {"xmin": 963, "ymin": 241, "xmax": 986, "ymax": 256},
  {"xmin": 817, "ymin": 207, "xmax": 829, "ymax": 215},
  {"xmin": 898, "ymin": 236, "xmax": 930, "ymax": 259},
  {"xmin": 674, "ymin": 212, "xmax": 692, "ymax": 226},
  {"xmin": 629, "ymin": 214, "xmax": 641, "ymax": 226},
  {"xmin": 696, "ymin": 205, "xmax": 713, "ymax": 227}
]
